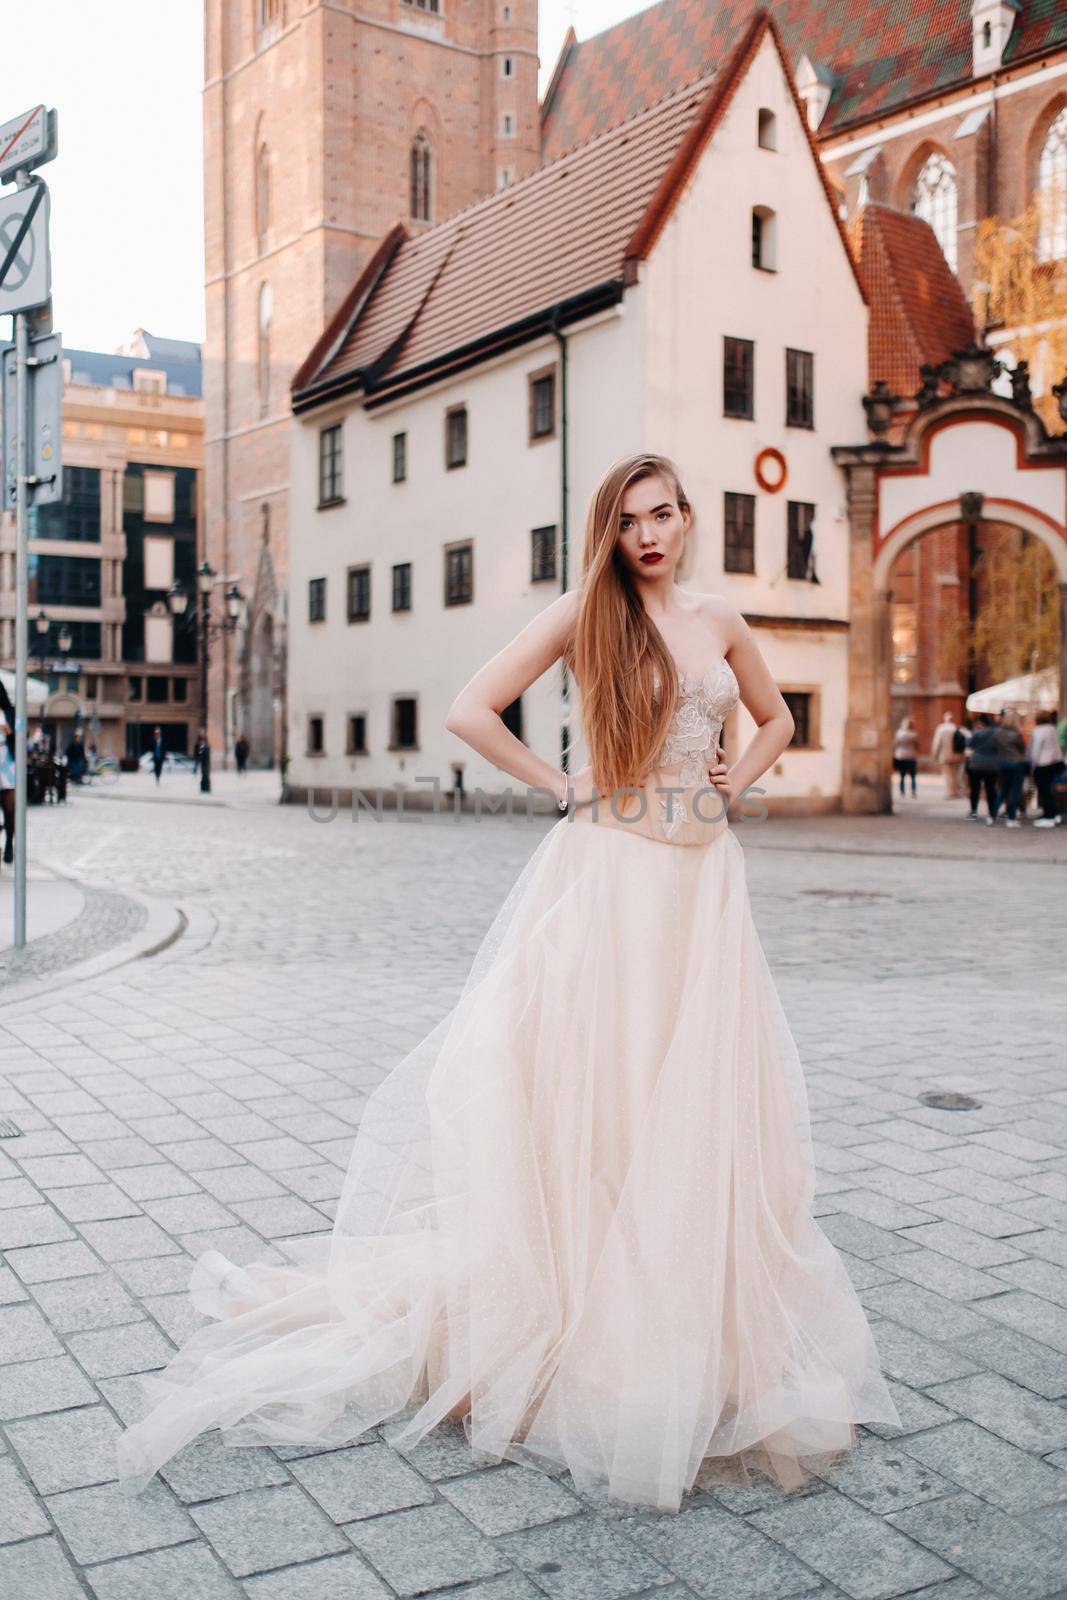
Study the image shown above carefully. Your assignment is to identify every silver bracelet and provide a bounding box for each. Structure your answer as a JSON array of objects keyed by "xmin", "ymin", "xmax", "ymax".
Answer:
[{"xmin": 556, "ymin": 772, "xmax": 569, "ymax": 811}]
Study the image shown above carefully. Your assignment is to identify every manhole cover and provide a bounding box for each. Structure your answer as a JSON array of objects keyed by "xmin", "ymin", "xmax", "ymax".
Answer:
[
  {"xmin": 0, "ymin": 1118, "xmax": 21, "ymax": 1139},
  {"xmin": 918, "ymin": 1091, "xmax": 982, "ymax": 1111}
]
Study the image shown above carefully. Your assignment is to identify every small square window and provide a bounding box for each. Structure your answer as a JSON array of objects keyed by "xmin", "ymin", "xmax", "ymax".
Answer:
[
  {"xmin": 724, "ymin": 492, "xmax": 755, "ymax": 574},
  {"xmin": 723, "ymin": 337, "xmax": 754, "ymax": 419},
  {"xmin": 172, "ymin": 677, "xmax": 188, "ymax": 703},
  {"xmin": 786, "ymin": 349, "xmax": 814, "ymax": 428},
  {"xmin": 392, "ymin": 431, "xmax": 407, "ymax": 483},
  {"xmin": 528, "ymin": 369, "xmax": 556, "ymax": 441},
  {"xmin": 347, "ymin": 565, "xmax": 370, "ymax": 622},
  {"xmin": 531, "ymin": 525, "xmax": 557, "ymax": 582},
  {"xmin": 146, "ymin": 675, "xmax": 168, "ymax": 703},
  {"xmin": 444, "ymin": 541, "xmax": 473, "ymax": 605},
  {"xmin": 347, "ymin": 713, "xmax": 368, "ymax": 755},
  {"xmin": 445, "ymin": 405, "xmax": 468, "ymax": 469},
  {"xmin": 758, "ymin": 108, "xmax": 777, "ymax": 150},
  {"xmin": 787, "ymin": 501, "xmax": 817, "ymax": 581},
  {"xmin": 309, "ymin": 576, "xmax": 326, "ymax": 622},
  {"xmin": 127, "ymin": 675, "xmax": 143, "ymax": 702},
  {"xmin": 391, "ymin": 697, "xmax": 418, "ymax": 750},
  {"xmin": 318, "ymin": 424, "xmax": 344, "ymax": 505},
  {"xmin": 782, "ymin": 691, "xmax": 813, "ymax": 748},
  {"xmin": 307, "ymin": 714, "xmax": 325, "ymax": 755},
  {"xmin": 392, "ymin": 562, "xmax": 412, "ymax": 612}
]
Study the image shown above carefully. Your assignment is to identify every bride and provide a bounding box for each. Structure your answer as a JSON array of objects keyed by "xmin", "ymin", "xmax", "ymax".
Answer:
[{"xmin": 117, "ymin": 452, "xmax": 900, "ymax": 1514}]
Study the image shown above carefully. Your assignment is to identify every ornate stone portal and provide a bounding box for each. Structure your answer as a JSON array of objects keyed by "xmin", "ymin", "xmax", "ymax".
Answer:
[{"xmin": 833, "ymin": 351, "xmax": 1067, "ymax": 814}]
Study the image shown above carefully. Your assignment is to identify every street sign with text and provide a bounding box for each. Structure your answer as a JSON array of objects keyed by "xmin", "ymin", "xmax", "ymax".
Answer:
[{"xmin": 0, "ymin": 106, "xmax": 57, "ymax": 186}]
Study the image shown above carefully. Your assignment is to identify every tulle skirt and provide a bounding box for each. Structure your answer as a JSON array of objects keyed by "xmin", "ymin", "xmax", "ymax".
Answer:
[{"xmin": 116, "ymin": 809, "xmax": 900, "ymax": 1514}]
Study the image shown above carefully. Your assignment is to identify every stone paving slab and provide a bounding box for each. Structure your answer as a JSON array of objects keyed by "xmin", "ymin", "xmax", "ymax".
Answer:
[{"xmin": 0, "ymin": 795, "xmax": 1065, "ymax": 1598}]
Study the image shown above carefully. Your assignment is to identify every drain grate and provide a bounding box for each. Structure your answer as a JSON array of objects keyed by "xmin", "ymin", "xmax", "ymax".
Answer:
[
  {"xmin": 0, "ymin": 1118, "xmax": 21, "ymax": 1139},
  {"xmin": 918, "ymin": 1090, "xmax": 982, "ymax": 1112}
]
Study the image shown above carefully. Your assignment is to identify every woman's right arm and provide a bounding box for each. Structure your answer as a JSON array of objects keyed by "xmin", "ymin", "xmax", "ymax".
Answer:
[{"xmin": 445, "ymin": 589, "xmax": 584, "ymax": 802}]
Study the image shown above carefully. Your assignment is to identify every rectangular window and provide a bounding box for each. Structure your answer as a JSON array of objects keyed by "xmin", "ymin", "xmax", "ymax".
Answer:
[
  {"xmin": 783, "ymin": 691, "xmax": 813, "ymax": 748},
  {"xmin": 787, "ymin": 501, "xmax": 817, "ymax": 581},
  {"xmin": 128, "ymin": 676, "xmax": 143, "ymax": 702},
  {"xmin": 172, "ymin": 678, "xmax": 188, "ymax": 703},
  {"xmin": 445, "ymin": 405, "xmax": 468, "ymax": 469},
  {"xmin": 392, "ymin": 697, "xmax": 418, "ymax": 750},
  {"xmin": 347, "ymin": 713, "xmax": 368, "ymax": 755},
  {"xmin": 146, "ymin": 675, "xmax": 168, "ymax": 704},
  {"xmin": 347, "ymin": 565, "xmax": 371, "ymax": 622},
  {"xmin": 33, "ymin": 466, "xmax": 101, "ymax": 543},
  {"xmin": 307, "ymin": 715, "xmax": 325, "ymax": 755},
  {"xmin": 143, "ymin": 535, "xmax": 174, "ymax": 591},
  {"xmin": 528, "ymin": 368, "xmax": 556, "ymax": 441},
  {"xmin": 309, "ymin": 577, "xmax": 326, "ymax": 622},
  {"xmin": 786, "ymin": 349, "xmax": 814, "ymax": 428},
  {"xmin": 531, "ymin": 525, "xmax": 557, "ymax": 582},
  {"xmin": 392, "ymin": 431, "xmax": 407, "ymax": 483},
  {"xmin": 444, "ymin": 540, "xmax": 473, "ymax": 605},
  {"xmin": 724, "ymin": 492, "xmax": 755, "ymax": 573},
  {"xmin": 392, "ymin": 562, "xmax": 412, "ymax": 612},
  {"xmin": 318, "ymin": 424, "xmax": 344, "ymax": 504},
  {"xmin": 723, "ymin": 337, "xmax": 754, "ymax": 419},
  {"xmin": 143, "ymin": 471, "xmax": 175, "ymax": 523}
]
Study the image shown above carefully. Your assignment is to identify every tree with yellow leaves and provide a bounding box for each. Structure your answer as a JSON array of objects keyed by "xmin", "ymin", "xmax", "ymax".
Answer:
[{"xmin": 974, "ymin": 191, "xmax": 1067, "ymax": 432}]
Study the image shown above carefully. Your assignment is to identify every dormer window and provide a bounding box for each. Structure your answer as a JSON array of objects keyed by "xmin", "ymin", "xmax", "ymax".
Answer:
[
  {"xmin": 971, "ymin": 1, "xmax": 1018, "ymax": 76},
  {"xmin": 758, "ymin": 108, "xmax": 776, "ymax": 150}
]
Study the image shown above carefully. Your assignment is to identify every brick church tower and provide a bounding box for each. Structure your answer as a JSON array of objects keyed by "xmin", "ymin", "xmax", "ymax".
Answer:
[{"xmin": 202, "ymin": 0, "xmax": 539, "ymax": 765}]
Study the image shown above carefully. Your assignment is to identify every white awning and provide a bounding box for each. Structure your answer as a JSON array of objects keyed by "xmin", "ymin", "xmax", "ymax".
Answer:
[
  {"xmin": 966, "ymin": 666, "xmax": 1058, "ymax": 713},
  {"xmin": 0, "ymin": 668, "xmax": 50, "ymax": 707}
]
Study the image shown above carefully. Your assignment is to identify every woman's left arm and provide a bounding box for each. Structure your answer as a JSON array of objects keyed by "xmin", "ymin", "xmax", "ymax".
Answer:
[{"xmin": 709, "ymin": 607, "xmax": 795, "ymax": 811}]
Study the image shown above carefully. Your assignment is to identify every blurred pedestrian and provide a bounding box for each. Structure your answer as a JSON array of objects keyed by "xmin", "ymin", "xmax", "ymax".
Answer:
[
  {"xmin": 892, "ymin": 716, "xmax": 919, "ymax": 797},
  {"xmin": 193, "ymin": 726, "xmax": 211, "ymax": 794},
  {"xmin": 150, "ymin": 725, "xmax": 166, "ymax": 786},
  {"xmin": 0, "ymin": 678, "xmax": 15, "ymax": 865},
  {"xmin": 234, "ymin": 731, "xmax": 250, "ymax": 775},
  {"xmin": 930, "ymin": 711, "xmax": 961, "ymax": 798},
  {"xmin": 65, "ymin": 729, "xmax": 87, "ymax": 785},
  {"xmin": 1030, "ymin": 709, "xmax": 1065, "ymax": 828},
  {"xmin": 994, "ymin": 709, "xmax": 1029, "ymax": 828},
  {"xmin": 952, "ymin": 715, "xmax": 972, "ymax": 796},
  {"xmin": 966, "ymin": 713, "xmax": 1000, "ymax": 823}
]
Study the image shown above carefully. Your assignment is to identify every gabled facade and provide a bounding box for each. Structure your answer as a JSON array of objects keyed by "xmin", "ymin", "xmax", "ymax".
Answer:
[{"xmin": 285, "ymin": 14, "xmax": 868, "ymax": 813}]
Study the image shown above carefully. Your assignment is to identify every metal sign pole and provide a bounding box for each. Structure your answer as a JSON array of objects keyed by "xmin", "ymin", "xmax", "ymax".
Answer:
[{"xmin": 13, "ymin": 304, "xmax": 28, "ymax": 947}]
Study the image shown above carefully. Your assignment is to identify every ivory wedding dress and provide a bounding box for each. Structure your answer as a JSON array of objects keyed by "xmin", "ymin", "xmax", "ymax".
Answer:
[{"xmin": 117, "ymin": 654, "xmax": 900, "ymax": 1513}]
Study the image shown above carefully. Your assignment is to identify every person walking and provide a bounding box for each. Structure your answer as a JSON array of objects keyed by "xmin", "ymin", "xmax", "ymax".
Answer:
[
  {"xmin": 1030, "ymin": 709, "xmax": 1065, "ymax": 827},
  {"xmin": 0, "ymin": 678, "xmax": 15, "ymax": 866},
  {"xmin": 234, "ymin": 731, "xmax": 250, "ymax": 775},
  {"xmin": 930, "ymin": 711, "xmax": 960, "ymax": 798},
  {"xmin": 892, "ymin": 716, "xmax": 920, "ymax": 797},
  {"xmin": 193, "ymin": 726, "xmax": 211, "ymax": 794},
  {"xmin": 65, "ymin": 728, "xmax": 87, "ymax": 786},
  {"xmin": 994, "ymin": 709, "xmax": 1029, "ymax": 828},
  {"xmin": 150, "ymin": 726, "xmax": 166, "ymax": 786},
  {"xmin": 952, "ymin": 716, "xmax": 972, "ymax": 796},
  {"xmin": 116, "ymin": 450, "xmax": 900, "ymax": 1512},
  {"xmin": 966, "ymin": 713, "xmax": 1001, "ymax": 823}
]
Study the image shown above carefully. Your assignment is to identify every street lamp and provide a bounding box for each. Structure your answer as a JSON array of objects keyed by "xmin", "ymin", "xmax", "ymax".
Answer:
[{"xmin": 167, "ymin": 565, "xmax": 244, "ymax": 794}]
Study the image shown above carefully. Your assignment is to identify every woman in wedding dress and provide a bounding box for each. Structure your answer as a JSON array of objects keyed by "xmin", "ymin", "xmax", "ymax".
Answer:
[{"xmin": 117, "ymin": 453, "xmax": 900, "ymax": 1514}]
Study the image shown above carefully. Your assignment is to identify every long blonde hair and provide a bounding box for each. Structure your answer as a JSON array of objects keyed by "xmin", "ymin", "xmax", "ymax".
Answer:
[{"xmin": 566, "ymin": 453, "xmax": 691, "ymax": 795}]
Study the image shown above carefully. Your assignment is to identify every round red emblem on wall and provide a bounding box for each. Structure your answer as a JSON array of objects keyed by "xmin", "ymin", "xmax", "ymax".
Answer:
[{"xmin": 754, "ymin": 447, "xmax": 787, "ymax": 493}]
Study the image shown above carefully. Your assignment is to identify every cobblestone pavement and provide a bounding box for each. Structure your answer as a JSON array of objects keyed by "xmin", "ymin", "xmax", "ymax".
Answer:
[{"xmin": 0, "ymin": 791, "xmax": 1064, "ymax": 1600}]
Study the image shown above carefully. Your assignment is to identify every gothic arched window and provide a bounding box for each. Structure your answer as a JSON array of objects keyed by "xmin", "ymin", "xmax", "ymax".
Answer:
[
  {"xmin": 1037, "ymin": 106, "xmax": 1067, "ymax": 260},
  {"xmin": 257, "ymin": 282, "xmax": 272, "ymax": 416},
  {"xmin": 255, "ymin": 141, "xmax": 270, "ymax": 253},
  {"xmin": 410, "ymin": 131, "xmax": 432, "ymax": 223},
  {"xmin": 911, "ymin": 151, "xmax": 958, "ymax": 272}
]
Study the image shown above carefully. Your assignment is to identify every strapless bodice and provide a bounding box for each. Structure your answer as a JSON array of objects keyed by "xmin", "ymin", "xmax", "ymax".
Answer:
[
  {"xmin": 654, "ymin": 657, "xmax": 741, "ymax": 786},
  {"xmin": 571, "ymin": 655, "xmax": 742, "ymax": 847}
]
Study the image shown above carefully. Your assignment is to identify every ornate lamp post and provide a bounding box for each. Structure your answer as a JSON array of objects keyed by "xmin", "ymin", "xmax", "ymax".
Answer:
[{"xmin": 167, "ymin": 561, "xmax": 244, "ymax": 794}]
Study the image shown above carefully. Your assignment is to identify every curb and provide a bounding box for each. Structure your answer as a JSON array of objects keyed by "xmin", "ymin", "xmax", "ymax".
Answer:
[{"xmin": 0, "ymin": 873, "xmax": 197, "ymax": 1015}]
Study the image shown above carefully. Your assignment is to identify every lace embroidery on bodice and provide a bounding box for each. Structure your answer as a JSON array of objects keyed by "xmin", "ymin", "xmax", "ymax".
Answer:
[{"xmin": 649, "ymin": 657, "xmax": 741, "ymax": 839}]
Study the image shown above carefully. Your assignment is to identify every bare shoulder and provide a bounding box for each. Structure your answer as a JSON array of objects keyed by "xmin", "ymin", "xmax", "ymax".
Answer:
[{"xmin": 682, "ymin": 591, "xmax": 748, "ymax": 651}]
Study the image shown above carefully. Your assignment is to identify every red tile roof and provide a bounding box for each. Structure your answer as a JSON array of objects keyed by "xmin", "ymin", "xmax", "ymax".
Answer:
[
  {"xmin": 849, "ymin": 202, "xmax": 975, "ymax": 394},
  {"xmin": 294, "ymin": 13, "xmax": 862, "ymax": 408},
  {"xmin": 541, "ymin": 0, "xmax": 1066, "ymax": 158}
]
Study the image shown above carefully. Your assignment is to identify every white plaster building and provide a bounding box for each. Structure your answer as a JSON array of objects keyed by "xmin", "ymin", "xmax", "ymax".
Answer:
[{"xmin": 286, "ymin": 15, "xmax": 868, "ymax": 814}]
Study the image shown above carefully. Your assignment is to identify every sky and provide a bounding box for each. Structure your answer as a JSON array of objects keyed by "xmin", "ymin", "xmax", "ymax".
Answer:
[{"xmin": 0, "ymin": 0, "xmax": 652, "ymax": 357}]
